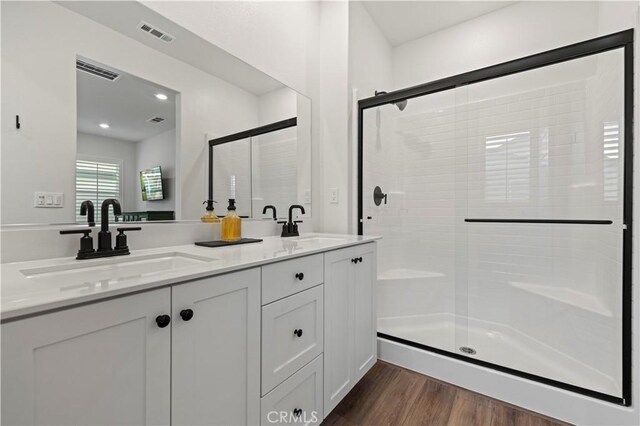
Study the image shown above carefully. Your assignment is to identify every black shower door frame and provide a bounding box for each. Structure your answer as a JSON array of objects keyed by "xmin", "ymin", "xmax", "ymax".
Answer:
[{"xmin": 357, "ymin": 29, "xmax": 634, "ymax": 406}]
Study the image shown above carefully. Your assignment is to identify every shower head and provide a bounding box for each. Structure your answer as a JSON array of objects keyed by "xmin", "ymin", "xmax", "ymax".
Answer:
[{"xmin": 375, "ymin": 90, "xmax": 408, "ymax": 111}]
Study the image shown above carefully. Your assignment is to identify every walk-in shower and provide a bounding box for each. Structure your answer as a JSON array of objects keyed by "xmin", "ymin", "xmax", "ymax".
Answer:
[{"xmin": 358, "ymin": 30, "xmax": 633, "ymax": 405}]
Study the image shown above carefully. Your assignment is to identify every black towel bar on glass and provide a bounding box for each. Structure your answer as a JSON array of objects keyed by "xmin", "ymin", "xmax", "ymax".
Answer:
[{"xmin": 464, "ymin": 219, "xmax": 613, "ymax": 225}]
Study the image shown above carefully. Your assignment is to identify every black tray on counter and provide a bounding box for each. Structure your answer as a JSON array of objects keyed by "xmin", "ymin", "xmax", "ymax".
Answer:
[{"xmin": 194, "ymin": 238, "xmax": 263, "ymax": 248}]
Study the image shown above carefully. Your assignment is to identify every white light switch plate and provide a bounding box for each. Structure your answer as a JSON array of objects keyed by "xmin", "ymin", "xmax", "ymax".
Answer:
[
  {"xmin": 34, "ymin": 192, "xmax": 63, "ymax": 208},
  {"xmin": 329, "ymin": 188, "xmax": 339, "ymax": 204}
]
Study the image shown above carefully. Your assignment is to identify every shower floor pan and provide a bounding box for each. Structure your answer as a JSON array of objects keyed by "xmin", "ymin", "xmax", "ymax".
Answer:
[{"xmin": 378, "ymin": 313, "xmax": 621, "ymax": 397}]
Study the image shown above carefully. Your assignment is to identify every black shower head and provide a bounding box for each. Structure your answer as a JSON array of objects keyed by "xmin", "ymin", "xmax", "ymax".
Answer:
[{"xmin": 375, "ymin": 90, "xmax": 408, "ymax": 111}]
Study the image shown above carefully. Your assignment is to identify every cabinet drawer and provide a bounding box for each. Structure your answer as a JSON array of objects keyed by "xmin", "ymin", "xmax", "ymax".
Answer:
[
  {"xmin": 260, "ymin": 355, "xmax": 323, "ymax": 426},
  {"xmin": 262, "ymin": 254, "xmax": 323, "ymax": 304},
  {"xmin": 262, "ymin": 285, "xmax": 323, "ymax": 395}
]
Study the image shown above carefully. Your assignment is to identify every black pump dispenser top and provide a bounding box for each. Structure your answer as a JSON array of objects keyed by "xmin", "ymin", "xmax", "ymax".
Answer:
[{"xmin": 227, "ymin": 199, "xmax": 237, "ymax": 211}]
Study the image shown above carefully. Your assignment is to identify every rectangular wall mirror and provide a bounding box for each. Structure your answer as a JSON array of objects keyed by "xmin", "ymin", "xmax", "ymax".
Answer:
[
  {"xmin": 1, "ymin": 1, "xmax": 312, "ymax": 226},
  {"xmin": 76, "ymin": 58, "xmax": 178, "ymax": 223}
]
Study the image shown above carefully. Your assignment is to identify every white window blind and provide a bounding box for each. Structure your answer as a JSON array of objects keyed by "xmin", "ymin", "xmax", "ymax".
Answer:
[
  {"xmin": 76, "ymin": 159, "xmax": 121, "ymax": 223},
  {"xmin": 603, "ymin": 121, "xmax": 620, "ymax": 202}
]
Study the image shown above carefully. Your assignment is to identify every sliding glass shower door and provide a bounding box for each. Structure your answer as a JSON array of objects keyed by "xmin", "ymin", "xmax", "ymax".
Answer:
[{"xmin": 361, "ymin": 37, "xmax": 630, "ymax": 403}]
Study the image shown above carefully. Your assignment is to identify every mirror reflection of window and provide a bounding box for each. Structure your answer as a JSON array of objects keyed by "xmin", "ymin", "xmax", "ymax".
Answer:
[
  {"xmin": 603, "ymin": 122, "xmax": 620, "ymax": 202},
  {"xmin": 484, "ymin": 131, "xmax": 531, "ymax": 203},
  {"xmin": 75, "ymin": 158, "xmax": 121, "ymax": 222}
]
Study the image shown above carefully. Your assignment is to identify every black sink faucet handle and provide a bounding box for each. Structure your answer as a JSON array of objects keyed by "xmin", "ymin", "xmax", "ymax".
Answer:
[
  {"xmin": 281, "ymin": 205, "xmax": 305, "ymax": 238},
  {"xmin": 60, "ymin": 229, "xmax": 94, "ymax": 257},
  {"xmin": 115, "ymin": 227, "xmax": 141, "ymax": 251},
  {"xmin": 98, "ymin": 199, "xmax": 122, "ymax": 252}
]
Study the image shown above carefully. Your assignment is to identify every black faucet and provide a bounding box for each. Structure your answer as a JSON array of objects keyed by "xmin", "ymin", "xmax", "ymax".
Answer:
[
  {"xmin": 99, "ymin": 199, "xmax": 122, "ymax": 251},
  {"xmin": 279, "ymin": 205, "xmax": 305, "ymax": 237},
  {"xmin": 80, "ymin": 200, "xmax": 95, "ymax": 227},
  {"xmin": 60, "ymin": 198, "xmax": 141, "ymax": 260},
  {"xmin": 263, "ymin": 205, "xmax": 277, "ymax": 220}
]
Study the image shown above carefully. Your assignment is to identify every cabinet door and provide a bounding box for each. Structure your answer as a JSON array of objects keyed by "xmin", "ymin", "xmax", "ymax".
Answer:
[
  {"xmin": 323, "ymin": 247, "xmax": 355, "ymax": 416},
  {"xmin": 352, "ymin": 243, "xmax": 377, "ymax": 382},
  {"xmin": 171, "ymin": 269, "xmax": 260, "ymax": 426},
  {"xmin": 1, "ymin": 288, "xmax": 171, "ymax": 425}
]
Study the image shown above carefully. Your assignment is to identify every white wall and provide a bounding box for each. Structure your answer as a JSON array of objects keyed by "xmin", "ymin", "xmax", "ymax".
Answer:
[
  {"xmin": 135, "ymin": 129, "xmax": 176, "ymax": 212},
  {"xmin": 76, "ymin": 132, "xmax": 138, "ymax": 211},
  {"xmin": 348, "ymin": 1, "xmax": 393, "ymax": 100},
  {"xmin": 257, "ymin": 87, "xmax": 297, "ymax": 126},
  {"xmin": 392, "ymin": 1, "xmax": 634, "ymax": 89},
  {"xmin": 141, "ymin": 1, "xmax": 319, "ymax": 97},
  {"xmin": 348, "ymin": 1, "xmax": 395, "ymax": 232},
  {"xmin": 1, "ymin": 1, "xmax": 260, "ymax": 224},
  {"xmin": 318, "ymin": 0, "xmax": 350, "ymax": 233}
]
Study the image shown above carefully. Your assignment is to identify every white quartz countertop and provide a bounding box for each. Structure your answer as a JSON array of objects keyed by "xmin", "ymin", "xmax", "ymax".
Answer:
[{"xmin": 1, "ymin": 234, "xmax": 379, "ymax": 321}]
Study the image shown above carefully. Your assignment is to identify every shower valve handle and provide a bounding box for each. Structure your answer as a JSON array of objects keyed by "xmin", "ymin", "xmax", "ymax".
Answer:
[{"xmin": 373, "ymin": 186, "xmax": 387, "ymax": 206}]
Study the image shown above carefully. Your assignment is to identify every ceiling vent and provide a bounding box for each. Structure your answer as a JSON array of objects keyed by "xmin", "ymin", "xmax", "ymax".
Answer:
[
  {"xmin": 148, "ymin": 117, "xmax": 165, "ymax": 123},
  {"xmin": 138, "ymin": 21, "xmax": 175, "ymax": 43},
  {"xmin": 76, "ymin": 59, "xmax": 120, "ymax": 81}
]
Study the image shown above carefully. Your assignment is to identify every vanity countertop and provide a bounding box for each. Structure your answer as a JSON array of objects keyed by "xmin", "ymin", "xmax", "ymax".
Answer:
[{"xmin": 0, "ymin": 234, "xmax": 379, "ymax": 321}]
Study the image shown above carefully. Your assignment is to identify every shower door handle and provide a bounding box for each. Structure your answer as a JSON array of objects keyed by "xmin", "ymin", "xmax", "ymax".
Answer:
[{"xmin": 373, "ymin": 186, "xmax": 387, "ymax": 206}]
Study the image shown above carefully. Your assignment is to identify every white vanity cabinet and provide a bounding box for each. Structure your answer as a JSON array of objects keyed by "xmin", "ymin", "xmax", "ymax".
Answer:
[
  {"xmin": 171, "ymin": 269, "xmax": 261, "ymax": 426},
  {"xmin": 260, "ymin": 254, "xmax": 325, "ymax": 425},
  {"xmin": 1, "ymin": 270, "xmax": 261, "ymax": 426},
  {"xmin": 1, "ymin": 288, "xmax": 172, "ymax": 426},
  {"xmin": 323, "ymin": 243, "xmax": 377, "ymax": 417},
  {"xmin": 0, "ymin": 238, "xmax": 378, "ymax": 426}
]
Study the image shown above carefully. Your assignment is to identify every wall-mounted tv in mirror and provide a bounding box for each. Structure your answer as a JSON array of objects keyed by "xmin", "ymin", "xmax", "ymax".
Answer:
[{"xmin": 140, "ymin": 166, "xmax": 164, "ymax": 201}]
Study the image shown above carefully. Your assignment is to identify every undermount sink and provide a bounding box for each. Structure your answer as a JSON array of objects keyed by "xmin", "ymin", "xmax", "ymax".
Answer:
[{"xmin": 20, "ymin": 252, "xmax": 216, "ymax": 283}]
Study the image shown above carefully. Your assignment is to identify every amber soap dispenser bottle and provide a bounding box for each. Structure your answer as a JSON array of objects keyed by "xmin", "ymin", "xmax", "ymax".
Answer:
[{"xmin": 221, "ymin": 199, "xmax": 241, "ymax": 242}]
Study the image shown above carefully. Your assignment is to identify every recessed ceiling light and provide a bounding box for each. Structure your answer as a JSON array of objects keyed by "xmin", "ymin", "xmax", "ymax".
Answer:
[
  {"xmin": 99, "ymin": 123, "xmax": 110, "ymax": 129},
  {"xmin": 155, "ymin": 93, "xmax": 168, "ymax": 100}
]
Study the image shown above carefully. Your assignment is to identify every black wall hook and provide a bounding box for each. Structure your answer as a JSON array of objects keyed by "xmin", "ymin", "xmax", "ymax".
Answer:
[{"xmin": 16, "ymin": 115, "xmax": 20, "ymax": 129}]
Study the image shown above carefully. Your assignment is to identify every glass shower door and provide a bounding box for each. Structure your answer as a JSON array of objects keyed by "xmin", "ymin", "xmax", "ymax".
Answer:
[
  {"xmin": 364, "ymin": 87, "xmax": 468, "ymax": 355},
  {"xmin": 462, "ymin": 48, "xmax": 626, "ymax": 398},
  {"xmin": 363, "ymin": 42, "xmax": 628, "ymax": 402}
]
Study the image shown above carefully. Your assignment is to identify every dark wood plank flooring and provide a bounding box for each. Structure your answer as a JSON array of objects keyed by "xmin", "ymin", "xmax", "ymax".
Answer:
[{"xmin": 322, "ymin": 361, "xmax": 567, "ymax": 426}]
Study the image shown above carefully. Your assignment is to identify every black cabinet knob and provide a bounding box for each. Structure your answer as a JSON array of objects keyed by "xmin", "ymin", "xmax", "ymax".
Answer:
[
  {"xmin": 180, "ymin": 309, "xmax": 194, "ymax": 321},
  {"xmin": 351, "ymin": 258, "xmax": 357, "ymax": 263},
  {"xmin": 358, "ymin": 257, "xmax": 363, "ymax": 263},
  {"xmin": 294, "ymin": 328, "xmax": 303, "ymax": 337},
  {"xmin": 295, "ymin": 272, "xmax": 304, "ymax": 280},
  {"xmin": 293, "ymin": 408, "xmax": 302, "ymax": 418},
  {"xmin": 155, "ymin": 315, "xmax": 171, "ymax": 328}
]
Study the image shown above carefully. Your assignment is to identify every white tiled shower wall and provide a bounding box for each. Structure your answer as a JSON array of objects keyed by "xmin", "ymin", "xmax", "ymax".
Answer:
[
  {"xmin": 366, "ymin": 50, "xmax": 625, "ymax": 392},
  {"xmin": 251, "ymin": 127, "xmax": 299, "ymax": 218}
]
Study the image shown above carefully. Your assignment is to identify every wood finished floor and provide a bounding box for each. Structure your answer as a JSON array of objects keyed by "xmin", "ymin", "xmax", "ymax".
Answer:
[{"xmin": 322, "ymin": 361, "xmax": 567, "ymax": 426}]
